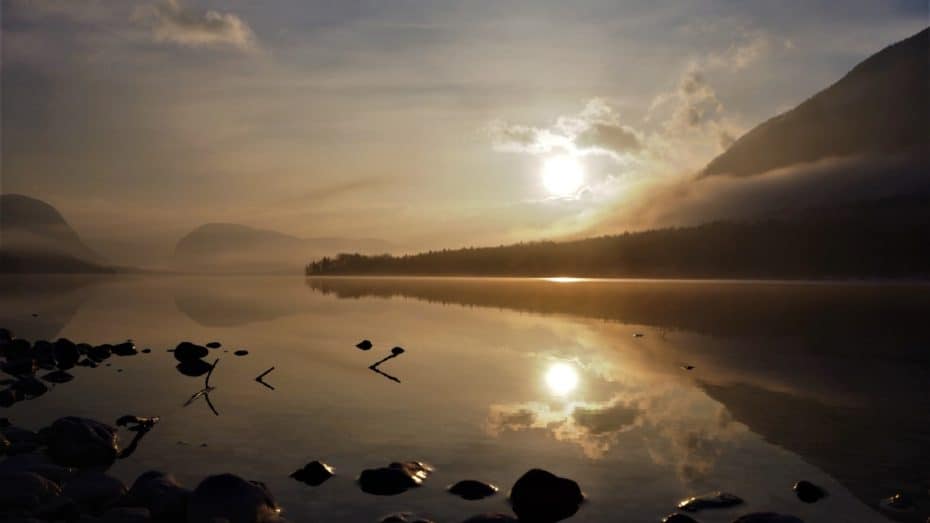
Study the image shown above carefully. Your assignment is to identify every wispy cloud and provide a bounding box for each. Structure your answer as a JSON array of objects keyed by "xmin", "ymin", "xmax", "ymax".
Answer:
[{"xmin": 133, "ymin": 0, "xmax": 257, "ymax": 51}]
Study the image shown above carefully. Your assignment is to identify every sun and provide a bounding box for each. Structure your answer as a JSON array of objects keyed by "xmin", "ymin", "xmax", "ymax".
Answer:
[
  {"xmin": 545, "ymin": 362, "xmax": 579, "ymax": 396},
  {"xmin": 542, "ymin": 155, "xmax": 584, "ymax": 197}
]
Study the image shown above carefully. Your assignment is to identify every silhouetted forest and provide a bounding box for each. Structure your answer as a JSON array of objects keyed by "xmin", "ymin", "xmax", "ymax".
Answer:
[{"xmin": 307, "ymin": 198, "xmax": 930, "ymax": 278}]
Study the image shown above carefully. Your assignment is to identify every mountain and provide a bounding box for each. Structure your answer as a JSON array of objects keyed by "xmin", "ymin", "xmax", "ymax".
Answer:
[
  {"xmin": 702, "ymin": 27, "xmax": 928, "ymax": 178},
  {"xmin": 0, "ymin": 194, "xmax": 112, "ymax": 273},
  {"xmin": 174, "ymin": 222, "xmax": 392, "ymax": 274}
]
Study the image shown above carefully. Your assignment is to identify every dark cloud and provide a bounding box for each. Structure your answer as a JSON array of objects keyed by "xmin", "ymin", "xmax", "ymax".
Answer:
[
  {"xmin": 575, "ymin": 123, "xmax": 641, "ymax": 154},
  {"xmin": 572, "ymin": 401, "xmax": 640, "ymax": 434}
]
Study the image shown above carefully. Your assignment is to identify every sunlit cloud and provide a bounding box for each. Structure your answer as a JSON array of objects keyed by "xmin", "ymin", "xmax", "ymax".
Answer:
[{"xmin": 133, "ymin": 0, "xmax": 257, "ymax": 51}]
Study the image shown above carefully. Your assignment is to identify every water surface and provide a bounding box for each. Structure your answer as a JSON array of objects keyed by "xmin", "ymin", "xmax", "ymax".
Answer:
[{"xmin": 2, "ymin": 275, "xmax": 928, "ymax": 523}]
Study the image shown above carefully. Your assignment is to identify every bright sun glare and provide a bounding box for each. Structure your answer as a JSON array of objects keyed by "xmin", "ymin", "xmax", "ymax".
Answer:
[
  {"xmin": 542, "ymin": 155, "xmax": 584, "ymax": 197},
  {"xmin": 545, "ymin": 362, "xmax": 579, "ymax": 395}
]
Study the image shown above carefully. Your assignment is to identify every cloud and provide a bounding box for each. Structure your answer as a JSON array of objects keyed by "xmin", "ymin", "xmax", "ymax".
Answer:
[{"xmin": 134, "ymin": 0, "xmax": 256, "ymax": 51}]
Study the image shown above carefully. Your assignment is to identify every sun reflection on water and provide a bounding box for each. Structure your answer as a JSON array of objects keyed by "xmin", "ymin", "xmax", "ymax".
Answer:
[{"xmin": 545, "ymin": 362, "xmax": 580, "ymax": 396}]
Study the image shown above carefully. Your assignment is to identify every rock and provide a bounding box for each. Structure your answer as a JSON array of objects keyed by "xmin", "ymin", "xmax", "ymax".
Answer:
[
  {"xmin": 43, "ymin": 416, "xmax": 120, "ymax": 468},
  {"xmin": 33, "ymin": 340, "xmax": 55, "ymax": 365},
  {"xmin": 34, "ymin": 495, "xmax": 81, "ymax": 520},
  {"xmin": 633, "ymin": 333, "xmax": 645, "ymax": 338},
  {"xmin": 448, "ymin": 480, "xmax": 499, "ymax": 500},
  {"xmin": 116, "ymin": 415, "xmax": 160, "ymax": 432},
  {"xmin": 100, "ymin": 507, "xmax": 153, "ymax": 523},
  {"xmin": 0, "ymin": 432, "xmax": 9, "ymax": 454},
  {"xmin": 358, "ymin": 461, "xmax": 432, "ymax": 495},
  {"xmin": 12, "ymin": 376, "xmax": 48, "ymax": 397},
  {"xmin": 187, "ymin": 473, "xmax": 284, "ymax": 523},
  {"xmin": 176, "ymin": 359, "xmax": 214, "ymax": 377},
  {"xmin": 62, "ymin": 471, "xmax": 128, "ymax": 512},
  {"xmin": 0, "ymin": 387, "xmax": 23, "ymax": 407},
  {"xmin": 89, "ymin": 344, "xmax": 113, "ymax": 361},
  {"xmin": 731, "ymin": 514, "xmax": 804, "ymax": 523},
  {"xmin": 0, "ymin": 452, "xmax": 76, "ymax": 485},
  {"xmin": 174, "ymin": 342, "xmax": 209, "ymax": 362},
  {"xmin": 509, "ymin": 469, "xmax": 584, "ymax": 523},
  {"xmin": 0, "ymin": 471, "xmax": 62, "ymax": 511},
  {"xmin": 127, "ymin": 470, "xmax": 191, "ymax": 521},
  {"xmin": 41, "ymin": 370, "xmax": 75, "ymax": 384},
  {"xmin": 2, "ymin": 356, "xmax": 37, "ymax": 377},
  {"xmin": 391, "ymin": 346, "xmax": 405, "ymax": 355},
  {"xmin": 792, "ymin": 481, "xmax": 826, "ymax": 503},
  {"xmin": 112, "ymin": 342, "xmax": 138, "ymax": 356},
  {"xmin": 141, "ymin": 348, "xmax": 152, "ymax": 353},
  {"xmin": 234, "ymin": 350, "xmax": 249, "ymax": 356},
  {"xmin": 53, "ymin": 338, "xmax": 80, "ymax": 369},
  {"xmin": 78, "ymin": 358, "xmax": 98, "ymax": 368},
  {"xmin": 1, "ymin": 425, "xmax": 40, "ymax": 454},
  {"xmin": 379, "ymin": 513, "xmax": 435, "ymax": 523},
  {"xmin": 76, "ymin": 342, "xmax": 93, "ymax": 354},
  {"xmin": 677, "ymin": 492, "xmax": 743, "ymax": 512},
  {"xmin": 0, "ymin": 327, "xmax": 11, "ymax": 343},
  {"xmin": 356, "ymin": 339, "xmax": 373, "ymax": 350},
  {"xmin": 206, "ymin": 342, "xmax": 222, "ymax": 349},
  {"xmin": 5, "ymin": 338, "xmax": 32, "ymax": 359},
  {"xmin": 880, "ymin": 492, "xmax": 914, "ymax": 512},
  {"xmin": 290, "ymin": 461, "xmax": 334, "ymax": 486},
  {"xmin": 460, "ymin": 515, "xmax": 519, "ymax": 523},
  {"xmin": 662, "ymin": 515, "xmax": 700, "ymax": 523}
]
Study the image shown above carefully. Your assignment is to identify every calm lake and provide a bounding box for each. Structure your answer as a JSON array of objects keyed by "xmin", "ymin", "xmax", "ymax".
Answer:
[{"xmin": 1, "ymin": 276, "xmax": 928, "ymax": 523}]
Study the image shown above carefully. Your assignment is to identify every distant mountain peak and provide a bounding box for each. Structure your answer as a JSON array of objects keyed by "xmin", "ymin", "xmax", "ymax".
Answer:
[
  {"xmin": 701, "ymin": 27, "xmax": 929, "ymax": 178},
  {"xmin": 0, "ymin": 193, "xmax": 102, "ymax": 265}
]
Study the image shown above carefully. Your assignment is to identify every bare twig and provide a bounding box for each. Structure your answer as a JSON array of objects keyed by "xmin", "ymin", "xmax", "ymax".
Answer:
[
  {"xmin": 205, "ymin": 358, "xmax": 219, "ymax": 388},
  {"xmin": 255, "ymin": 366, "xmax": 276, "ymax": 390}
]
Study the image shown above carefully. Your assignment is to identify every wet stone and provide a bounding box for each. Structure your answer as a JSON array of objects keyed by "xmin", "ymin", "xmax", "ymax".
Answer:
[
  {"xmin": 187, "ymin": 473, "xmax": 284, "ymax": 523},
  {"xmin": 2, "ymin": 356, "xmax": 37, "ymax": 377},
  {"xmin": 89, "ymin": 344, "xmax": 113, "ymax": 361},
  {"xmin": 662, "ymin": 514, "xmax": 700, "ymax": 523},
  {"xmin": 509, "ymin": 469, "xmax": 584, "ymax": 523},
  {"xmin": 174, "ymin": 342, "xmax": 209, "ymax": 362},
  {"xmin": 290, "ymin": 460, "xmax": 334, "ymax": 486},
  {"xmin": 141, "ymin": 348, "xmax": 152, "ymax": 353},
  {"xmin": 112, "ymin": 342, "xmax": 138, "ymax": 356},
  {"xmin": 448, "ymin": 479, "xmax": 499, "ymax": 500},
  {"xmin": 460, "ymin": 514, "xmax": 519, "ymax": 522},
  {"xmin": 880, "ymin": 492, "xmax": 914, "ymax": 512},
  {"xmin": 0, "ymin": 387, "xmax": 23, "ymax": 407},
  {"xmin": 62, "ymin": 471, "xmax": 128, "ymax": 512},
  {"xmin": 235, "ymin": 350, "xmax": 249, "ymax": 356},
  {"xmin": 13, "ymin": 376, "xmax": 49, "ymax": 397},
  {"xmin": 41, "ymin": 370, "xmax": 75, "ymax": 384},
  {"xmin": 176, "ymin": 359, "xmax": 214, "ymax": 377},
  {"xmin": 53, "ymin": 338, "xmax": 80, "ymax": 369},
  {"xmin": 0, "ymin": 471, "xmax": 62, "ymax": 511},
  {"xmin": 127, "ymin": 470, "xmax": 191, "ymax": 521},
  {"xmin": 99, "ymin": 507, "xmax": 153, "ymax": 523},
  {"xmin": 356, "ymin": 339, "xmax": 373, "ymax": 350},
  {"xmin": 206, "ymin": 341, "xmax": 222, "ymax": 349},
  {"xmin": 732, "ymin": 513, "xmax": 804, "ymax": 523},
  {"xmin": 42, "ymin": 416, "xmax": 120, "ymax": 468},
  {"xmin": 792, "ymin": 480, "xmax": 826, "ymax": 503},
  {"xmin": 358, "ymin": 461, "xmax": 433, "ymax": 496},
  {"xmin": 0, "ymin": 451, "xmax": 76, "ymax": 485},
  {"xmin": 5, "ymin": 338, "xmax": 32, "ymax": 359},
  {"xmin": 678, "ymin": 491, "xmax": 744, "ymax": 512},
  {"xmin": 0, "ymin": 425, "xmax": 39, "ymax": 454},
  {"xmin": 380, "ymin": 512, "xmax": 436, "ymax": 523}
]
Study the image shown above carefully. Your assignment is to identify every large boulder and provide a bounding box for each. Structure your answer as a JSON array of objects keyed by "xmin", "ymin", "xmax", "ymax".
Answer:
[
  {"xmin": 62, "ymin": 471, "xmax": 128, "ymax": 512},
  {"xmin": 42, "ymin": 417, "xmax": 120, "ymax": 468},
  {"xmin": 509, "ymin": 469, "xmax": 584, "ymax": 523},
  {"xmin": 358, "ymin": 461, "xmax": 432, "ymax": 496},
  {"xmin": 127, "ymin": 470, "xmax": 191, "ymax": 520},
  {"xmin": 186, "ymin": 473, "xmax": 284, "ymax": 523},
  {"xmin": 0, "ymin": 471, "xmax": 62, "ymax": 511}
]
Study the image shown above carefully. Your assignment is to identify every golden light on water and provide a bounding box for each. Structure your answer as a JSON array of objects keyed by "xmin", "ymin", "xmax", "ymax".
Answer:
[
  {"xmin": 542, "ymin": 155, "xmax": 584, "ymax": 197},
  {"xmin": 545, "ymin": 362, "xmax": 579, "ymax": 395}
]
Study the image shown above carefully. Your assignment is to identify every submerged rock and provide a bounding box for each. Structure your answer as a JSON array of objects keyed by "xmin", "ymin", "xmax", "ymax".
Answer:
[
  {"xmin": 176, "ymin": 359, "xmax": 214, "ymax": 377},
  {"xmin": 174, "ymin": 342, "xmax": 209, "ymax": 362},
  {"xmin": 127, "ymin": 470, "xmax": 191, "ymax": 521},
  {"xmin": 187, "ymin": 473, "xmax": 284, "ymax": 523},
  {"xmin": 43, "ymin": 416, "xmax": 120, "ymax": 468},
  {"xmin": 792, "ymin": 480, "xmax": 826, "ymax": 503},
  {"xmin": 732, "ymin": 514, "xmax": 804, "ymax": 523},
  {"xmin": 206, "ymin": 341, "xmax": 222, "ymax": 349},
  {"xmin": 662, "ymin": 514, "xmax": 700, "ymax": 523},
  {"xmin": 234, "ymin": 350, "xmax": 249, "ymax": 356},
  {"xmin": 358, "ymin": 461, "xmax": 432, "ymax": 495},
  {"xmin": 62, "ymin": 471, "xmax": 128, "ymax": 512},
  {"xmin": 356, "ymin": 339, "xmax": 373, "ymax": 350},
  {"xmin": 677, "ymin": 492, "xmax": 743, "ymax": 512},
  {"xmin": 290, "ymin": 460, "xmax": 334, "ymax": 486},
  {"xmin": 13, "ymin": 376, "xmax": 49, "ymax": 397},
  {"xmin": 460, "ymin": 515, "xmax": 519, "ymax": 523},
  {"xmin": 448, "ymin": 479, "xmax": 499, "ymax": 500},
  {"xmin": 41, "ymin": 370, "xmax": 75, "ymax": 384},
  {"xmin": 509, "ymin": 469, "xmax": 584, "ymax": 523}
]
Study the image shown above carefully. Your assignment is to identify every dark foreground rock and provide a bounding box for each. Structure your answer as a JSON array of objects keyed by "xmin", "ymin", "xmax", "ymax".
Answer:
[
  {"xmin": 461, "ymin": 514, "xmax": 519, "ymax": 523},
  {"xmin": 290, "ymin": 460, "xmax": 334, "ymax": 486},
  {"xmin": 792, "ymin": 480, "xmax": 826, "ymax": 503},
  {"xmin": 0, "ymin": 470, "xmax": 62, "ymax": 511},
  {"xmin": 187, "ymin": 473, "xmax": 286, "ymax": 523},
  {"xmin": 677, "ymin": 491, "xmax": 743, "ymax": 512},
  {"xmin": 42, "ymin": 416, "xmax": 119, "ymax": 468},
  {"xmin": 98, "ymin": 507, "xmax": 153, "ymax": 522},
  {"xmin": 127, "ymin": 470, "xmax": 191, "ymax": 520},
  {"xmin": 174, "ymin": 342, "xmax": 209, "ymax": 362},
  {"xmin": 358, "ymin": 461, "xmax": 432, "ymax": 495},
  {"xmin": 62, "ymin": 471, "xmax": 127, "ymax": 512},
  {"xmin": 732, "ymin": 513, "xmax": 804, "ymax": 523},
  {"xmin": 662, "ymin": 514, "xmax": 700, "ymax": 523},
  {"xmin": 509, "ymin": 469, "xmax": 584, "ymax": 523},
  {"xmin": 379, "ymin": 512, "xmax": 435, "ymax": 523},
  {"xmin": 448, "ymin": 479, "xmax": 499, "ymax": 500}
]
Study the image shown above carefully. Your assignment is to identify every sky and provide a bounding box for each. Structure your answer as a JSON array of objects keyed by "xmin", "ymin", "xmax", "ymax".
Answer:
[{"xmin": 1, "ymin": 0, "xmax": 927, "ymax": 265}]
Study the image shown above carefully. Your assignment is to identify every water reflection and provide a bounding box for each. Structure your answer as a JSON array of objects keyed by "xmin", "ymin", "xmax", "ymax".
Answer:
[{"xmin": 544, "ymin": 362, "xmax": 579, "ymax": 396}]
